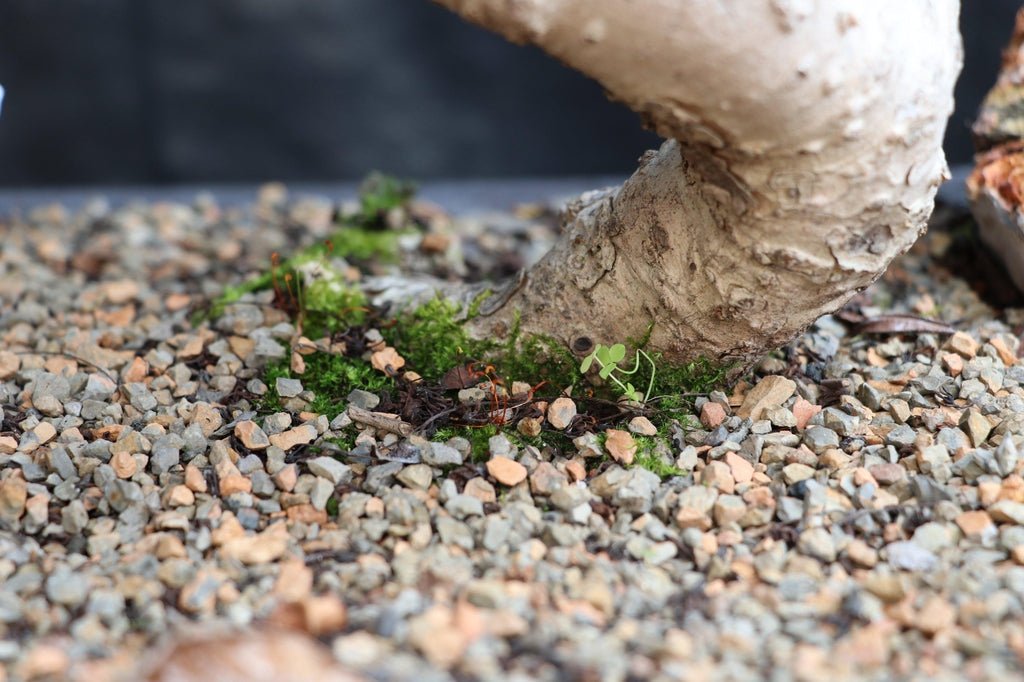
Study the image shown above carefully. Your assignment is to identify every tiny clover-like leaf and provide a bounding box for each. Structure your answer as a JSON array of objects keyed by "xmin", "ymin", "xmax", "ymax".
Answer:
[
  {"xmin": 580, "ymin": 353, "xmax": 595, "ymax": 373},
  {"xmin": 599, "ymin": 363, "xmax": 615, "ymax": 379},
  {"xmin": 608, "ymin": 343, "xmax": 626, "ymax": 364},
  {"xmin": 595, "ymin": 344, "xmax": 612, "ymax": 366}
]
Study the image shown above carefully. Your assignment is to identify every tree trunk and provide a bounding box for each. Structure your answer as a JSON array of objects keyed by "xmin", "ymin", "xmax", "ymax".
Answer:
[
  {"xmin": 968, "ymin": 8, "xmax": 1024, "ymax": 293},
  {"xmin": 421, "ymin": 1, "xmax": 962, "ymax": 367}
]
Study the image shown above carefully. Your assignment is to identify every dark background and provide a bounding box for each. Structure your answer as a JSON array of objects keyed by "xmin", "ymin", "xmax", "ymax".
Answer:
[{"xmin": 0, "ymin": 1, "xmax": 1018, "ymax": 187}]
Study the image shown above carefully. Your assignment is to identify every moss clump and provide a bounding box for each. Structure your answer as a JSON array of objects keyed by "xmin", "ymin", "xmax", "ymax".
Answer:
[
  {"xmin": 257, "ymin": 352, "xmax": 391, "ymax": 417},
  {"xmin": 202, "ymin": 173, "xmax": 417, "ymax": 323},
  {"xmin": 380, "ymin": 298, "xmax": 580, "ymax": 392},
  {"xmin": 300, "ymin": 267, "xmax": 369, "ymax": 337},
  {"xmin": 356, "ymin": 172, "xmax": 416, "ymax": 228},
  {"xmin": 631, "ymin": 436, "xmax": 687, "ymax": 478}
]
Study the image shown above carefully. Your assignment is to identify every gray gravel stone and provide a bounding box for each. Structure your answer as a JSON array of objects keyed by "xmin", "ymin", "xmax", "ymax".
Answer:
[{"xmin": 306, "ymin": 457, "xmax": 352, "ymax": 485}]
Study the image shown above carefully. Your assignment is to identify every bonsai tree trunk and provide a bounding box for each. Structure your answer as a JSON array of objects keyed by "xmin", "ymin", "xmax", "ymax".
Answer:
[
  {"xmin": 410, "ymin": 1, "xmax": 962, "ymax": 367},
  {"xmin": 968, "ymin": 8, "xmax": 1024, "ymax": 293}
]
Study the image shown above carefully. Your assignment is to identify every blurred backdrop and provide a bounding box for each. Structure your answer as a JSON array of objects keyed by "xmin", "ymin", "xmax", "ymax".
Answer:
[{"xmin": 0, "ymin": 1, "xmax": 1018, "ymax": 187}]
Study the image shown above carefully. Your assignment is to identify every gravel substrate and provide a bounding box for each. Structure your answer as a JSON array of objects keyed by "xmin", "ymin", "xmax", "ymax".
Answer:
[{"xmin": 2, "ymin": 191, "xmax": 1024, "ymax": 681}]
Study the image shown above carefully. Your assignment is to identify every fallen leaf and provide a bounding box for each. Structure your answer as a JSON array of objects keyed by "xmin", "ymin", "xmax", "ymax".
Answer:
[{"xmin": 853, "ymin": 314, "xmax": 956, "ymax": 336}]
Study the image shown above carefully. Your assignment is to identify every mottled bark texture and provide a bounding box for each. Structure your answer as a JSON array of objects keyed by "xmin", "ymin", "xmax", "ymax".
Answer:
[
  {"xmin": 428, "ymin": 1, "xmax": 961, "ymax": 367},
  {"xmin": 968, "ymin": 8, "xmax": 1024, "ymax": 293}
]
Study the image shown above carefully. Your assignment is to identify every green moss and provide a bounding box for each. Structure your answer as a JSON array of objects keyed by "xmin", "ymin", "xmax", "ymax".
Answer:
[
  {"xmin": 325, "ymin": 496, "xmax": 339, "ymax": 517},
  {"xmin": 256, "ymin": 352, "xmax": 391, "ymax": 418},
  {"xmin": 357, "ymin": 172, "xmax": 416, "ymax": 227},
  {"xmin": 301, "ymin": 273, "xmax": 368, "ymax": 337},
  {"xmin": 631, "ymin": 436, "xmax": 687, "ymax": 478}
]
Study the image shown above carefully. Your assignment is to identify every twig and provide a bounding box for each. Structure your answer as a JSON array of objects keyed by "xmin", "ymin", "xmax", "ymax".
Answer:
[{"xmin": 348, "ymin": 404, "xmax": 413, "ymax": 436}]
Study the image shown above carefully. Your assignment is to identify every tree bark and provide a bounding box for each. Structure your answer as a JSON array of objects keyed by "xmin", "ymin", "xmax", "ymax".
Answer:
[
  {"xmin": 423, "ymin": 1, "xmax": 961, "ymax": 367},
  {"xmin": 968, "ymin": 8, "xmax": 1024, "ymax": 293}
]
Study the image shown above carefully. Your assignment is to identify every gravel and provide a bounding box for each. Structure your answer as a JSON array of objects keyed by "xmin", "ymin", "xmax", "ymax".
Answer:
[{"xmin": 1, "ymin": 193, "xmax": 1023, "ymax": 680}]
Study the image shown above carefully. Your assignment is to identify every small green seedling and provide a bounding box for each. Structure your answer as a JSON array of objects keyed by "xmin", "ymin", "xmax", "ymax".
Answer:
[{"xmin": 580, "ymin": 343, "xmax": 657, "ymax": 403}]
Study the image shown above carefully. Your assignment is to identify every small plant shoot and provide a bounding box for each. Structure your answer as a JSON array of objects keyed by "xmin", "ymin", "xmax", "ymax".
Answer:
[{"xmin": 579, "ymin": 343, "xmax": 657, "ymax": 403}]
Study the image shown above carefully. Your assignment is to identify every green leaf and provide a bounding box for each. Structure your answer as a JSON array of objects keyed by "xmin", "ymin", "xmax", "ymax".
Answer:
[
  {"xmin": 580, "ymin": 354, "xmax": 594, "ymax": 373},
  {"xmin": 608, "ymin": 343, "xmax": 626, "ymax": 364},
  {"xmin": 599, "ymin": 364, "xmax": 615, "ymax": 379},
  {"xmin": 595, "ymin": 345, "xmax": 611, "ymax": 365}
]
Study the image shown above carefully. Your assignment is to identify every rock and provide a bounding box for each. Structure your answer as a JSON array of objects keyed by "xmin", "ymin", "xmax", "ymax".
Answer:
[
  {"xmin": 347, "ymin": 388, "xmax": 380, "ymax": 410},
  {"xmin": 628, "ymin": 416, "xmax": 657, "ymax": 436},
  {"xmin": 573, "ymin": 432, "xmax": 604, "ymax": 458},
  {"xmin": 724, "ymin": 452, "xmax": 754, "ymax": 484},
  {"xmin": 798, "ymin": 527, "xmax": 837, "ymax": 562},
  {"xmin": 300, "ymin": 595, "xmax": 348, "ymax": 635},
  {"xmin": 713, "ymin": 495, "xmax": 747, "ymax": 526},
  {"xmin": 845, "ymin": 539, "xmax": 878, "ymax": 568},
  {"xmin": 792, "ymin": 397, "xmax": 822, "ymax": 431},
  {"xmin": 408, "ymin": 605, "xmax": 467, "ymax": 669},
  {"xmin": 424, "ymin": 442, "xmax": 463, "ymax": 467},
  {"xmin": 916, "ymin": 445, "xmax": 951, "ymax": 480},
  {"xmin": 463, "ymin": 477, "xmax": 496, "ymax": 503},
  {"xmin": 803, "ymin": 426, "xmax": 839, "ymax": 454},
  {"xmin": 961, "ymin": 410, "xmax": 992, "ymax": 448},
  {"xmin": 915, "ymin": 597, "xmax": 956, "ymax": 636},
  {"xmin": 995, "ymin": 437, "xmax": 1019, "ymax": 478},
  {"xmin": 396, "ymin": 464, "xmax": 434, "ymax": 490},
  {"xmin": 234, "ymin": 420, "xmax": 270, "ymax": 450},
  {"xmin": 0, "ymin": 350, "xmax": 20, "ymax": 380},
  {"xmin": 0, "ymin": 476, "xmax": 28, "ymax": 524},
  {"xmin": 219, "ymin": 522, "xmax": 289, "ymax": 564},
  {"xmin": 609, "ymin": 468, "xmax": 660, "ymax": 513},
  {"xmin": 445, "ymin": 494, "xmax": 484, "ymax": 519},
  {"xmin": 738, "ymin": 376, "xmax": 796, "ymax": 420},
  {"xmin": 783, "ymin": 463, "xmax": 815, "ymax": 485},
  {"xmin": 886, "ymin": 540, "xmax": 939, "ymax": 572},
  {"xmin": 529, "ymin": 462, "xmax": 568, "ymax": 496},
  {"xmin": 269, "ymin": 424, "xmax": 318, "ymax": 451},
  {"xmin": 276, "ymin": 377, "xmax": 304, "ymax": 398},
  {"xmin": 946, "ymin": 331, "xmax": 979, "ymax": 358},
  {"xmin": 701, "ymin": 460, "xmax": 735, "ymax": 493},
  {"xmin": 111, "ymin": 450, "xmax": 137, "ymax": 479},
  {"xmin": 486, "ymin": 456, "xmax": 527, "ymax": 486},
  {"xmin": 956, "ymin": 510, "xmax": 995, "ymax": 541},
  {"xmin": 547, "ymin": 397, "xmax": 577, "ymax": 430},
  {"xmin": 61, "ymin": 500, "xmax": 88, "ymax": 534},
  {"xmin": 185, "ymin": 464, "xmax": 208, "ymax": 493},
  {"xmin": 166, "ymin": 485, "xmax": 195, "ymax": 507},
  {"xmin": 45, "ymin": 567, "xmax": 90, "ymax": 606},
  {"xmin": 990, "ymin": 500, "xmax": 1024, "ymax": 525},
  {"xmin": 306, "ymin": 457, "xmax": 352, "ymax": 485},
  {"xmin": 604, "ymin": 429, "xmax": 637, "ymax": 465},
  {"xmin": 822, "ymin": 407, "xmax": 858, "ymax": 437},
  {"xmin": 868, "ymin": 463, "xmax": 906, "ymax": 486},
  {"xmin": 487, "ymin": 434, "xmax": 515, "ymax": 458},
  {"xmin": 911, "ymin": 522, "xmax": 954, "ymax": 552},
  {"xmin": 191, "ymin": 402, "xmax": 224, "ymax": 438},
  {"xmin": 700, "ymin": 402, "xmax": 727, "ymax": 429}
]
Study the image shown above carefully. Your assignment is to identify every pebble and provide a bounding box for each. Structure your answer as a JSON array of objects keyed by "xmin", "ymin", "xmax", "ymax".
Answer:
[
  {"xmin": 235, "ymin": 420, "xmax": 271, "ymax": 450},
  {"xmin": 306, "ymin": 456, "xmax": 352, "ymax": 485},
  {"xmin": 547, "ymin": 397, "xmax": 577, "ymax": 430},
  {"xmin": 0, "ymin": 187, "xmax": 1020, "ymax": 681},
  {"xmin": 486, "ymin": 456, "xmax": 527, "ymax": 486},
  {"xmin": 604, "ymin": 429, "xmax": 637, "ymax": 465},
  {"xmin": 738, "ymin": 375, "xmax": 795, "ymax": 420}
]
